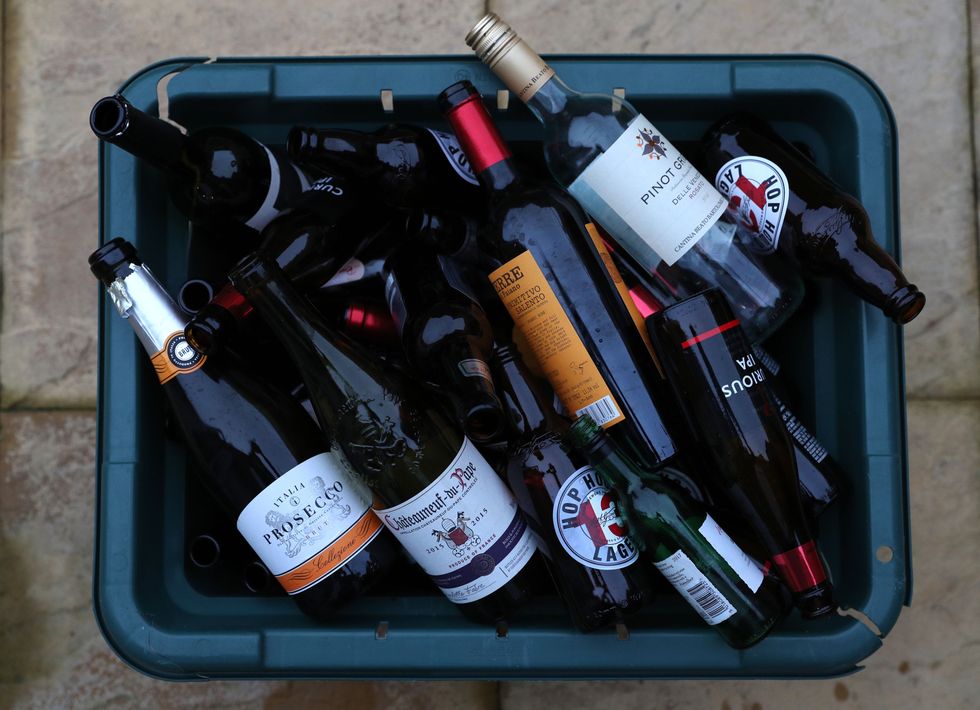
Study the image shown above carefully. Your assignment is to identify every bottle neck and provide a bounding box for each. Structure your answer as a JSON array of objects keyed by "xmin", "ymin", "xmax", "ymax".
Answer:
[
  {"xmin": 494, "ymin": 346, "xmax": 563, "ymax": 440},
  {"xmin": 91, "ymin": 95, "xmax": 189, "ymax": 177},
  {"xmin": 231, "ymin": 260, "xmax": 380, "ymax": 416},
  {"xmin": 105, "ymin": 262, "xmax": 189, "ymax": 356},
  {"xmin": 287, "ymin": 127, "xmax": 374, "ymax": 173},
  {"xmin": 443, "ymin": 95, "xmax": 520, "ymax": 193},
  {"xmin": 522, "ymin": 74, "xmax": 573, "ymax": 122}
]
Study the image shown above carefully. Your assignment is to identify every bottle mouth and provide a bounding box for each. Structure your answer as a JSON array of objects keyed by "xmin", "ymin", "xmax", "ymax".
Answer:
[
  {"xmin": 177, "ymin": 279, "xmax": 215, "ymax": 315},
  {"xmin": 89, "ymin": 237, "xmax": 141, "ymax": 285},
  {"xmin": 465, "ymin": 13, "xmax": 520, "ymax": 67},
  {"xmin": 886, "ymin": 285, "xmax": 926, "ymax": 324},
  {"xmin": 463, "ymin": 399, "xmax": 506, "ymax": 443},
  {"xmin": 793, "ymin": 581, "xmax": 837, "ymax": 620},
  {"xmin": 90, "ymin": 95, "xmax": 129, "ymax": 138},
  {"xmin": 437, "ymin": 80, "xmax": 482, "ymax": 114},
  {"xmin": 184, "ymin": 305, "xmax": 235, "ymax": 355}
]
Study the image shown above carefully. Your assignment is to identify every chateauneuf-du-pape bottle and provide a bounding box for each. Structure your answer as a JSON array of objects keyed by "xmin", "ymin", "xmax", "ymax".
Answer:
[
  {"xmin": 228, "ymin": 254, "xmax": 541, "ymax": 625},
  {"xmin": 287, "ymin": 123, "xmax": 483, "ymax": 211},
  {"xmin": 438, "ymin": 79, "xmax": 681, "ymax": 468},
  {"xmin": 701, "ymin": 113, "xmax": 926, "ymax": 324},
  {"xmin": 464, "ymin": 14, "xmax": 804, "ymax": 343},
  {"xmin": 495, "ymin": 344, "xmax": 655, "ymax": 632},
  {"xmin": 90, "ymin": 94, "xmax": 311, "ymax": 235},
  {"xmin": 89, "ymin": 238, "xmax": 398, "ymax": 621},
  {"xmin": 567, "ymin": 415, "xmax": 785, "ymax": 649}
]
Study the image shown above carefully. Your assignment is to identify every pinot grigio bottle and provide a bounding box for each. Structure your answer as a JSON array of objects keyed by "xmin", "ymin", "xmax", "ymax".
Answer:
[
  {"xmin": 228, "ymin": 254, "xmax": 541, "ymax": 624},
  {"xmin": 464, "ymin": 14, "xmax": 804, "ymax": 343},
  {"xmin": 90, "ymin": 94, "xmax": 311, "ymax": 235},
  {"xmin": 89, "ymin": 238, "xmax": 398, "ymax": 621}
]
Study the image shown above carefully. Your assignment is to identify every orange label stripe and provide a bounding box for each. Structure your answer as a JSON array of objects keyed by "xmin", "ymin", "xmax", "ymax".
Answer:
[{"xmin": 276, "ymin": 512, "xmax": 384, "ymax": 595}]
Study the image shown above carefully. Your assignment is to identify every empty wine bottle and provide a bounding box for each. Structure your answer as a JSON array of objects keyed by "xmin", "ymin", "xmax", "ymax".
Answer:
[
  {"xmin": 386, "ymin": 244, "xmax": 506, "ymax": 443},
  {"xmin": 288, "ymin": 123, "xmax": 483, "ymax": 210},
  {"xmin": 702, "ymin": 113, "xmax": 926, "ymax": 324},
  {"xmin": 89, "ymin": 238, "xmax": 398, "ymax": 621},
  {"xmin": 90, "ymin": 94, "xmax": 311, "ymax": 235},
  {"xmin": 495, "ymin": 344, "xmax": 655, "ymax": 632},
  {"xmin": 464, "ymin": 13, "xmax": 804, "ymax": 343},
  {"xmin": 439, "ymin": 79, "xmax": 680, "ymax": 467},
  {"xmin": 229, "ymin": 254, "xmax": 541, "ymax": 624},
  {"xmin": 567, "ymin": 415, "xmax": 785, "ymax": 648},
  {"xmin": 620, "ymin": 267, "xmax": 843, "ymax": 520},
  {"xmin": 647, "ymin": 289, "xmax": 836, "ymax": 618}
]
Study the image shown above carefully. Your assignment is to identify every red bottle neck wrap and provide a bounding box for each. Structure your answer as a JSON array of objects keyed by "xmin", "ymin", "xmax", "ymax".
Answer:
[
  {"xmin": 445, "ymin": 95, "xmax": 511, "ymax": 174},
  {"xmin": 771, "ymin": 540, "xmax": 827, "ymax": 592},
  {"xmin": 212, "ymin": 283, "xmax": 254, "ymax": 319}
]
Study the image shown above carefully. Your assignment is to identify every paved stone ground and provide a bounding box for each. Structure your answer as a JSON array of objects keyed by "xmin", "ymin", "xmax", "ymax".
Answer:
[{"xmin": 1, "ymin": 0, "xmax": 978, "ymax": 708}]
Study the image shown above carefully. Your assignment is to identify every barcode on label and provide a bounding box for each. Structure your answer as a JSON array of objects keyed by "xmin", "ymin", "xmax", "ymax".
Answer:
[
  {"xmin": 576, "ymin": 396, "xmax": 621, "ymax": 427},
  {"xmin": 687, "ymin": 580, "xmax": 730, "ymax": 619}
]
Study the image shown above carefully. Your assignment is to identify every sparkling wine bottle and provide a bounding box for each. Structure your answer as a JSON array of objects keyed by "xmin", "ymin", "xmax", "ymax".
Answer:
[
  {"xmin": 89, "ymin": 238, "xmax": 398, "ymax": 621},
  {"xmin": 702, "ymin": 113, "xmax": 925, "ymax": 323},
  {"xmin": 567, "ymin": 415, "xmax": 785, "ymax": 649},
  {"xmin": 228, "ymin": 254, "xmax": 542, "ymax": 624},
  {"xmin": 90, "ymin": 94, "xmax": 311, "ymax": 235},
  {"xmin": 495, "ymin": 344, "xmax": 655, "ymax": 632},
  {"xmin": 288, "ymin": 123, "xmax": 483, "ymax": 210},
  {"xmin": 464, "ymin": 14, "xmax": 804, "ymax": 343}
]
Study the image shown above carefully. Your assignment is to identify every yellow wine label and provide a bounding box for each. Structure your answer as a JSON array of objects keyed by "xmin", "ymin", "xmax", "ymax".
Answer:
[
  {"xmin": 489, "ymin": 250, "xmax": 625, "ymax": 428},
  {"xmin": 150, "ymin": 331, "xmax": 206, "ymax": 384},
  {"xmin": 583, "ymin": 222, "xmax": 664, "ymax": 377}
]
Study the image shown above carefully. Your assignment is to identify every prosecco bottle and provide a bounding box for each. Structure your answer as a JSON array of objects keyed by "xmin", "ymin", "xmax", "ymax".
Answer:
[
  {"xmin": 386, "ymin": 244, "xmax": 506, "ymax": 443},
  {"xmin": 88, "ymin": 238, "xmax": 398, "ymax": 621},
  {"xmin": 228, "ymin": 254, "xmax": 541, "ymax": 624},
  {"xmin": 90, "ymin": 94, "xmax": 311, "ymax": 234},
  {"xmin": 438, "ymin": 79, "xmax": 679, "ymax": 467},
  {"xmin": 567, "ymin": 415, "xmax": 785, "ymax": 649},
  {"xmin": 495, "ymin": 344, "xmax": 655, "ymax": 632},
  {"xmin": 287, "ymin": 123, "xmax": 483, "ymax": 211},
  {"xmin": 464, "ymin": 14, "xmax": 804, "ymax": 343},
  {"xmin": 646, "ymin": 289, "xmax": 836, "ymax": 618},
  {"xmin": 701, "ymin": 114, "xmax": 926, "ymax": 324}
]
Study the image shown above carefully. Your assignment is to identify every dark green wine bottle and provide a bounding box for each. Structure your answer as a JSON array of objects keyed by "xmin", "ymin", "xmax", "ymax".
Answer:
[
  {"xmin": 228, "ymin": 254, "xmax": 541, "ymax": 624},
  {"xmin": 567, "ymin": 415, "xmax": 786, "ymax": 649}
]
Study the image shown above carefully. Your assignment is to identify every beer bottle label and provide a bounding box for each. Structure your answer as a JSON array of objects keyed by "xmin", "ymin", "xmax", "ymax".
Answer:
[
  {"xmin": 150, "ymin": 331, "xmax": 206, "ymax": 383},
  {"xmin": 714, "ymin": 155, "xmax": 790, "ymax": 255},
  {"xmin": 698, "ymin": 514, "xmax": 764, "ymax": 592},
  {"xmin": 654, "ymin": 549, "xmax": 737, "ymax": 625},
  {"xmin": 323, "ymin": 258, "xmax": 366, "ymax": 288},
  {"xmin": 489, "ymin": 250, "xmax": 625, "ymax": 428},
  {"xmin": 552, "ymin": 466, "xmax": 638, "ymax": 570},
  {"xmin": 237, "ymin": 453, "xmax": 383, "ymax": 595},
  {"xmin": 375, "ymin": 437, "xmax": 537, "ymax": 604},
  {"xmin": 426, "ymin": 128, "xmax": 480, "ymax": 186},
  {"xmin": 569, "ymin": 114, "xmax": 726, "ymax": 266}
]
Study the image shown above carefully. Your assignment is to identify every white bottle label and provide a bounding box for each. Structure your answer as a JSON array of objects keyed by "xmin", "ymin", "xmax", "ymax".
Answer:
[
  {"xmin": 570, "ymin": 115, "xmax": 727, "ymax": 266},
  {"xmin": 427, "ymin": 128, "xmax": 480, "ymax": 186},
  {"xmin": 375, "ymin": 437, "xmax": 537, "ymax": 604},
  {"xmin": 714, "ymin": 155, "xmax": 789, "ymax": 254},
  {"xmin": 552, "ymin": 466, "xmax": 638, "ymax": 570},
  {"xmin": 237, "ymin": 452, "xmax": 383, "ymax": 595},
  {"xmin": 698, "ymin": 514, "xmax": 764, "ymax": 593},
  {"xmin": 324, "ymin": 258, "xmax": 366, "ymax": 287},
  {"xmin": 654, "ymin": 549, "xmax": 737, "ymax": 625}
]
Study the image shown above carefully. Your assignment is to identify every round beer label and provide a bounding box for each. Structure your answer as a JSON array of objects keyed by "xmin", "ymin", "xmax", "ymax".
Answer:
[
  {"xmin": 151, "ymin": 331, "xmax": 206, "ymax": 383},
  {"xmin": 552, "ymin": 466, "xmax": 638, "ymax": 570},
  {"xmin": 714, "ymin": 155, "xmax": 789, "ymax": 255}
]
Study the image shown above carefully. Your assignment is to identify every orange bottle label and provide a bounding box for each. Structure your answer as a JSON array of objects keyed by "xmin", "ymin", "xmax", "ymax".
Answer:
[
  {"xmin": 583, "ymin": 223, "xmax": 664, "ymax": 377},
  {"xmin": 489, "ymin": 250, "xmax": 625, "ymax": 428},
  {"xmin": 275, "ymin": 512, "xmax": 385, "ymax": 594},
  {"xmin": 149, "ymin": 332, "xmax": 206, "ymax": 384}
]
